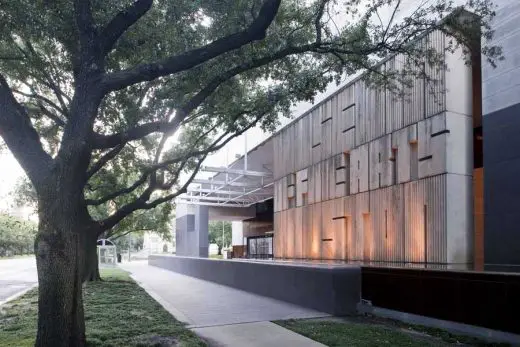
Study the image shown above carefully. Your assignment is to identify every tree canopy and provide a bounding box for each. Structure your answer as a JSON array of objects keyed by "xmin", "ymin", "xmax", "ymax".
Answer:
[
  {"xmin": 0, "ymin": 0, "xmax": 501, "ymax": 235},
  {"xmin": 0, "ymin": 213, "xmax": 37, "ymax": 257},
  {"xmin": 209, "ymin": 220, "xmax": 232, "ymax": 254}
]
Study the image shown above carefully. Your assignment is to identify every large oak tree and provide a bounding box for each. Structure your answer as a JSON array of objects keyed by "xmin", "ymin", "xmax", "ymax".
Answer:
[{"xmin": 0, "ymin": 0, "xmax": 500, "ymax": 345}]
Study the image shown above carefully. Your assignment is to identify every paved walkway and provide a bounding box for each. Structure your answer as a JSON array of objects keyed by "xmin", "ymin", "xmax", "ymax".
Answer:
[
  {"xmin": 120, "ymin": 261, "xmax": 328, "ymax": 347},
  {"xmin": 0, "ymin": 257, "xmax": 38, "ymax": 305}
]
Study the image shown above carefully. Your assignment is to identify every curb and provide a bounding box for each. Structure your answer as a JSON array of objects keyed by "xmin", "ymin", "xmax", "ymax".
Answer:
[{"xmin": 0, "ymin": 283, "xmax": 38, "ymax": 307}]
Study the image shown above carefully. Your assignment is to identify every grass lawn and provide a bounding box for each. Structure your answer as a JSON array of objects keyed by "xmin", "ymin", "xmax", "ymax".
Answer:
[
  {"xmin": 208, "ymin": 254, "xmax": 223, "ymax": 259},
  {"xmin": 0, "ymin": 254, "xmax": 34, "ymax": 260},
  {"xmin": 276, "ymin": 318, "xmax": 506, "ymax": 347},
  {"xmin": 0, "ymin": 268, "xmax": 205, "ymax": 347}
]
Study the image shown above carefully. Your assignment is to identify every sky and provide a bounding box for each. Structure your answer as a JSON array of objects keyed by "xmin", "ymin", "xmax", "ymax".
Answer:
[{"xmin": 0, "ymin": 0, "xmax": 476, "ymax": 213}]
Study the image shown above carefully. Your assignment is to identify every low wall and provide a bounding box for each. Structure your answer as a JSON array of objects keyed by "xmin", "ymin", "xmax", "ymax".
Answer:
[
  {"xmin": 362, "ymin": 266, "xmax": 520, "ymax": 334},
  {"xmin": 149, "ymin": 255, "xmax": 361, "ymax": 315}
]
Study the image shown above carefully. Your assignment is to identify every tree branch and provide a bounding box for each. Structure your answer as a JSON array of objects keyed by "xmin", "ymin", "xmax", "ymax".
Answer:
[
  {"xmin": 96, "ymin": 109, "xmax": 264, "ymax": 231},
  {"xmin": 74, "ymin": 0, "xmax": 96, "ymax": 52},
  {"xmin": 100, "ymin": 0, "xmax": 154, "ymax": 56},
  {"xmin": 93, "ymin": 43, "xmax": 318, "ymax": 149},
  {"xmin": 91, "ymin": 121, "xmax": 175, "ymax": 149},
  {"xmin": 87, "ymin": 144, "xmax": 126, "ymax": 179},
  {"xmin": 34, "ymin": 104, "xmax": 66, "ymax": 127},
  {"xmin": 99, "ymin": 154, "xmax": 206, "ymax": 231},
  {"xmin": 0, "ymin": 75, "xmax": 54, "ymax": 187},
  {"xmin": 13, "ymin": 89, "xmax": 69, "ymax": 118},
  {"xmin": 106, "ymin": 227, "xmax": 153, "ymax": 239},
  {"xmin": 101, "ymin": 0, "xmax": 282, "ymax": 92}
]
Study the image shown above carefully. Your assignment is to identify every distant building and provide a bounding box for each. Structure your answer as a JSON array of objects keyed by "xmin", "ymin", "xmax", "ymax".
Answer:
[{"xmin": 143, "ymin": 227, "xmax": 175, "ymax": 254}]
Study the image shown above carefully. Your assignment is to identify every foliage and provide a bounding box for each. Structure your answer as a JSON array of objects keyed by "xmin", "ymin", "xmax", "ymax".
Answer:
[
  {"xmin": 110, "ymin": 232, "xmax": 144, "ymax": 251},
  {"xmin": 0, "ymin": 269, "xmax": 205, "ymax": 347},
  {"xmin": 0, "ymin": 214, "xmax": 37, "ymax": 257},
  {"xmin": 12, "ymin": 176, "xmax": 172, "ymax": 244},
  {"xmin": 208, "ymin": 221, "xmax": 232, "ymax": 252}
]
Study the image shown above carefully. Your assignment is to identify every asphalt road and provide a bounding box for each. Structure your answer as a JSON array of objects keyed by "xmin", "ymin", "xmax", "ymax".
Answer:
[{"xmin": 0, "ymin": 257, "xmax": 38, "ymax": 304}]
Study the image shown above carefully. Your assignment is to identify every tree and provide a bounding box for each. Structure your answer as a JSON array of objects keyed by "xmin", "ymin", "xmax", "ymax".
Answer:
[
  {"xmin": 209, "ymin": 221, "xmax": 232, "ymax": 255},
  {"xmin": 0, "ymin": 0, "xmax": 500, "ymax": 345},
  {"xmin": 111, "ymin": 232, "xmax": 144, "ymax": 252},
  {"xmin": 12, "ymin": 174, "xmax": 173, "ymax": 281},
  {"xmin": 0, "ymin": 213, "xmax": 37, "ymax": 257}
]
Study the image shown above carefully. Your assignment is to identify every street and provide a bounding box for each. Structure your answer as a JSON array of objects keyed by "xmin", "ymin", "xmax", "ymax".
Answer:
[{"xmin": 0, "ymin": 257, "xmax": 37, "ymax": 304}]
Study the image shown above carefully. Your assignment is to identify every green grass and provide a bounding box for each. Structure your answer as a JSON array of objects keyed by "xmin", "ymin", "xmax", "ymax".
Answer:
[
  {"xmin": 0, "ymin": 268, "xmax": 206, "ymax": 347},
  {"xmin": 0, "ymin": 254, "xmax": 34, "ymax": 260},
  {"xmin": 208, "ymin": 254, "xmax": 223, "ymax": 259},
  {"xmin": 276, "ymin": 318, "xmax": 508, "ymax": 347},
  {"xmin": 276, "ymin": 319, "xmax": 446, "ymax": 346}
]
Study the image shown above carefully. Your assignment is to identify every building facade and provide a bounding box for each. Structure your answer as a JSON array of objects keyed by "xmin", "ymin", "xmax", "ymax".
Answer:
[
  {"xmin": 177, "ymin": 2, "xmax": 520, "ymax": 271},
  {"xmin": 482, "ymin": 0, "xmax": 520, "ymax": 271},
  {"xmin": 272, "ymin": 29, "xmax": 479, "ymax": 267}
]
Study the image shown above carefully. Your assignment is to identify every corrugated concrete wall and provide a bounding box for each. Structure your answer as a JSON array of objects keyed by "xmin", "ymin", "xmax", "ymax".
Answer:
[{"xmin": 273, "ymin": 30, "xmax": 474, "ymax": 264}]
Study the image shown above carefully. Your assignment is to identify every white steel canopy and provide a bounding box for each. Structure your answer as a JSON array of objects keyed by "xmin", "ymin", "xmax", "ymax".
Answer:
[{"xmin": 177, "ymin": 136, "xmax": 274, "ymax": 207}]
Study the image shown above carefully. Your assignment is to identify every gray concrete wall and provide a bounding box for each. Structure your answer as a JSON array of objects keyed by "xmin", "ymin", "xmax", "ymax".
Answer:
[
  {"xmin": 482, "ymin": 0, "xmax": 520, "ymax": 271},
  {"xmin": 175, "ymin": 204, "xmax": 209, "ymax": 257},
  {"xmin": 149, "ymin": 255, "xmax": 361, "ymax": 315}
]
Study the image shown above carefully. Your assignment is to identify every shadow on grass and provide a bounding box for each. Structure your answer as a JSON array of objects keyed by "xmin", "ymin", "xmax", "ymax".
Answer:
[{"xmin": 0, "ymin": 268, "xmax": 206, "ymax": 347}]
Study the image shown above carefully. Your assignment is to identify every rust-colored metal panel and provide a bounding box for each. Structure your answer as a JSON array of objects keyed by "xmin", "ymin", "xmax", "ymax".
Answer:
[
  {"xmin": 362, "ymin": 267, "xmax": 520, "ymax": 334},
  {"xmin": 474, "ymin": 168, "xmax": 484, "ymax": 270}
]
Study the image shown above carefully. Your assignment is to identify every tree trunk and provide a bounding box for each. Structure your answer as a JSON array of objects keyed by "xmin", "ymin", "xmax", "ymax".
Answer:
[
  {"xmin": 35, "ymin": 215, "xmax": 87, "ymax": 347},
  {"xmin": 83, "ymin": 232, "xmax": 101, "ymax": 282},
  {"xmin": 217, "ymin": 245, "xmax": 222, "ymax": 256}
]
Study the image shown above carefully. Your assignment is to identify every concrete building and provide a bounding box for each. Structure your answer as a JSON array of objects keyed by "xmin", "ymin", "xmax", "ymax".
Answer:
[
  {"xmin": 272, "ymin": 28, "xmax": 476, "ymax": 267},
  {"xmin": 482, "ymin": 0, "xmax": 520, "ymax": 272},
  {"xmin": 175, "ymin": 4, "xmax": 520, "ymax": 271}
]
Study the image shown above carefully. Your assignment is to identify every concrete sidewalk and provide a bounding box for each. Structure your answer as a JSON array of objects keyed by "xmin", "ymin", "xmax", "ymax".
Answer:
[{"xmin": 120, "ymin": 261, "xmax": 328, "ymax": 347}]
